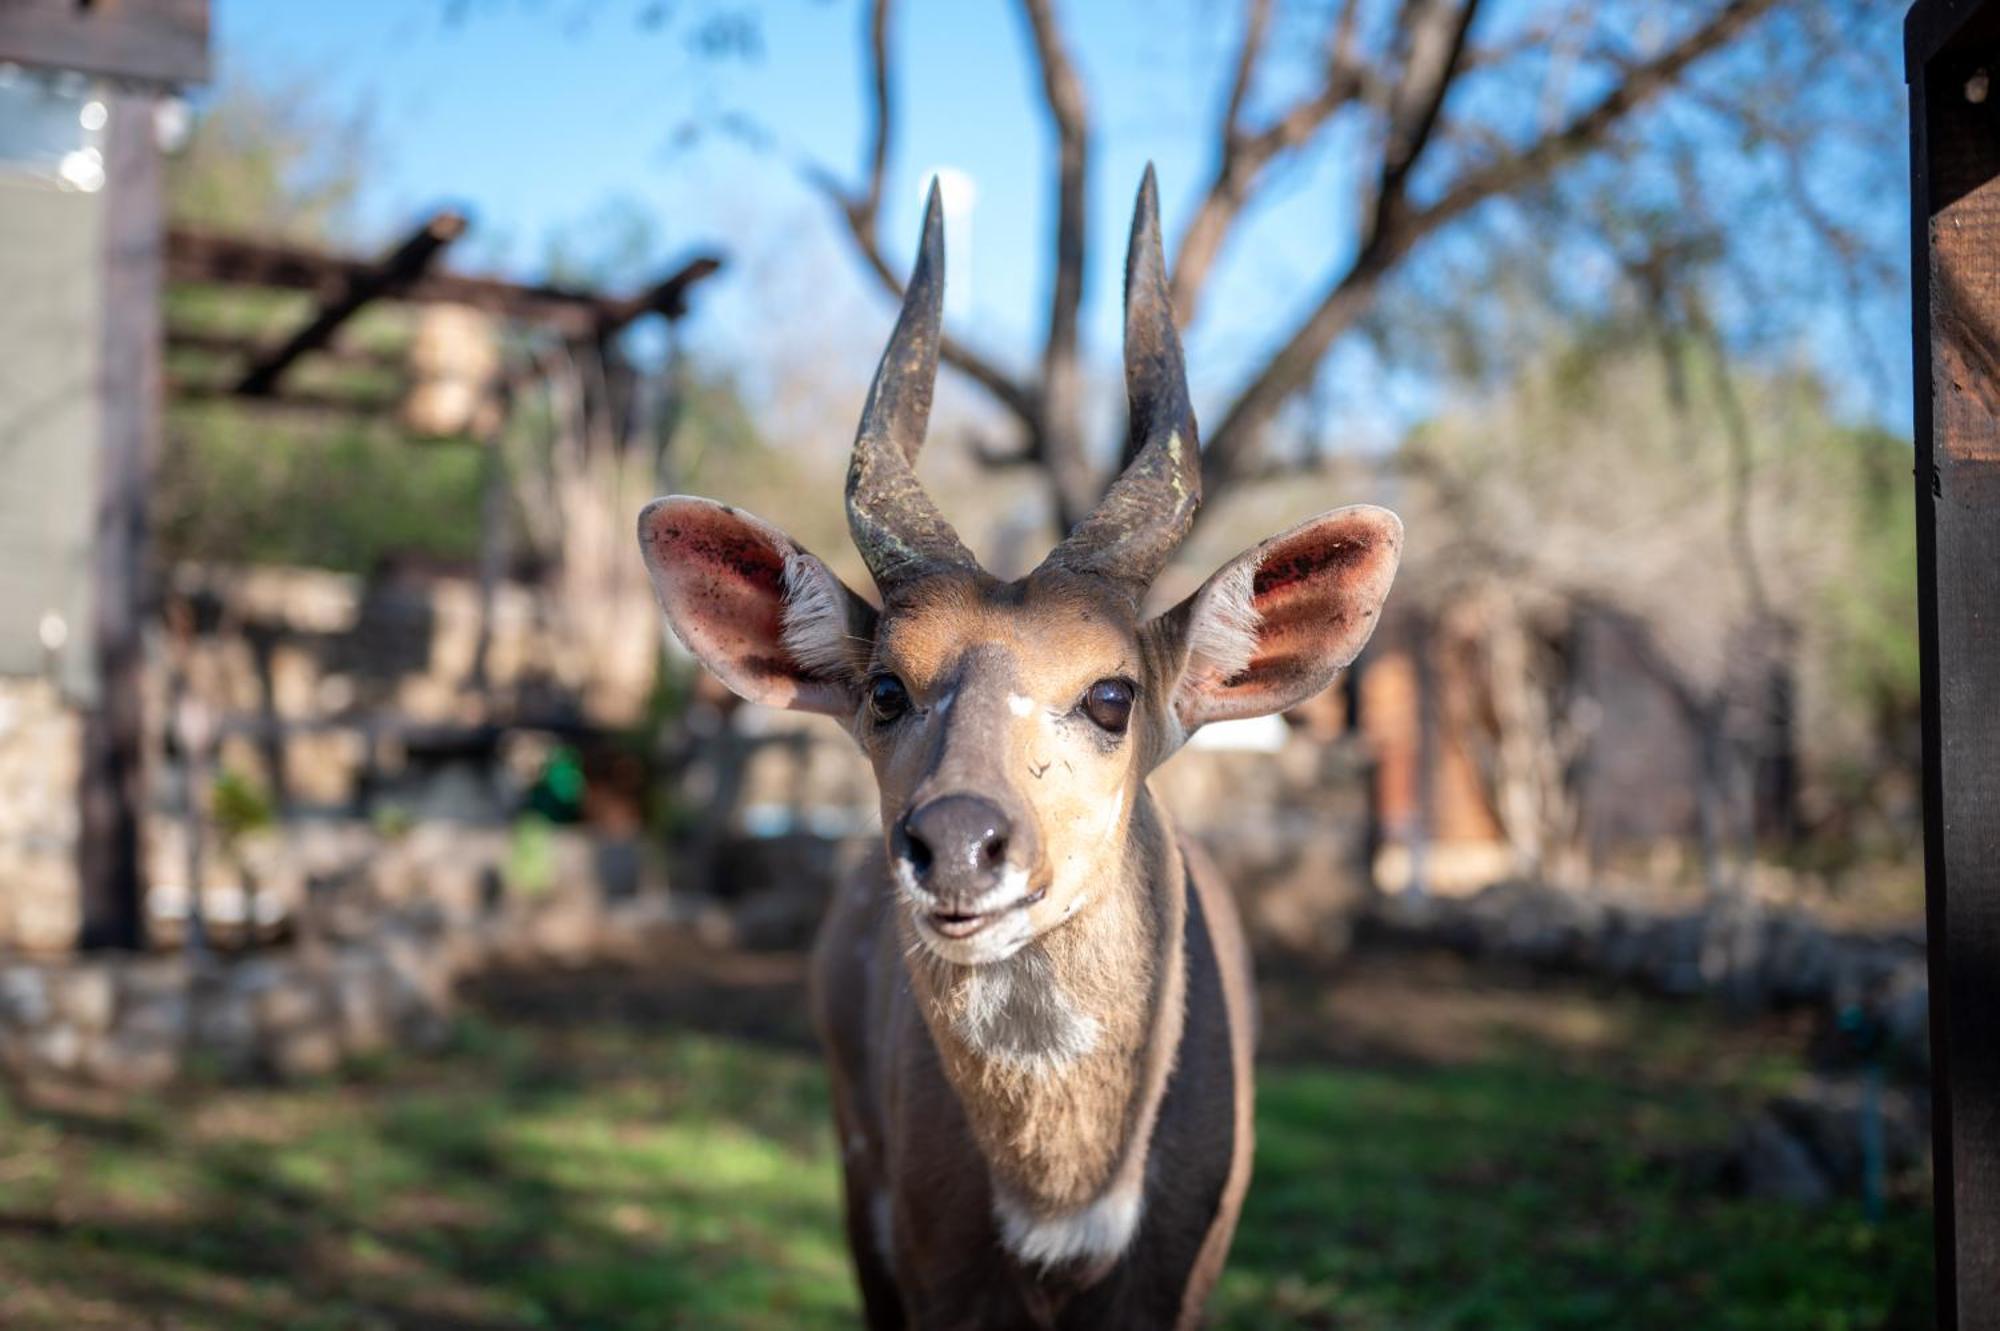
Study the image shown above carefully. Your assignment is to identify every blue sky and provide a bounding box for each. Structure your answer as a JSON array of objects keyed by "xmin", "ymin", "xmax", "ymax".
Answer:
[{"xmin": 209, "ymin": 0, "xmax": 1911, "ymax": 446}]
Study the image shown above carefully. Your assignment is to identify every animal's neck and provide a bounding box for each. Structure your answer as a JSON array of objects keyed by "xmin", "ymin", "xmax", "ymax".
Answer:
[{"xmin": 904, "ymin": 789, "xmax": 1188, "ymax": 1231}]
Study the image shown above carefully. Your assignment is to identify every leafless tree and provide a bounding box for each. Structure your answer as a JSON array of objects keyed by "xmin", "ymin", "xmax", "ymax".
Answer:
[{"xmin": 790, "ymin": 0, "xmax": 1876, "ymax": 529}]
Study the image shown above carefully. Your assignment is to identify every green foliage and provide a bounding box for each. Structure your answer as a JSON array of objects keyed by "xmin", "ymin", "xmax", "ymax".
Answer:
[
  {"xmin": 0, "ymin": 975, "xmax": 1928, "ymax": 1330},
  {"xmin": 158, "ymin": 407, "xmax": 489, "ymax": 573},
  {"xmin": 1816, "ymin": 425, "xmax": 1920, "ymax": 724},
  {"xmin": 208, "ymin": 770, "xmax": 274, "ymax": 845},
  {"xmin": 157, "ymin": 70, "xmax": 501, "ymax": 574},
  {"xmin": 1216, "ymin": 1060, "xmax": 1930, "ymax": 1330},
  {"xmin": 1405, "ymin": 340, "xmax": 1921, "ymax": 867},
  {"xmin": 506, "ymin": 816, "xmax": 558, "ymax": 897},
  {"xmin": 168, "ymin": 78, "xmax": 375, "ymax": 243}
]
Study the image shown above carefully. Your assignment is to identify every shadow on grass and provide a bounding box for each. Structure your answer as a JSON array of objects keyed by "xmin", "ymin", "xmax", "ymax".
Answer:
[
  {"xmin": 0, "ymin": 950, "xmax": 1935, "ymax": 1331},
  {"xmin": 0, "ymin": 988, "xmax": 855, "ymax": 1331},
  {"xmin": 1215, "ymin": 1056, "xmax": 1933, "ymax": 1331}
]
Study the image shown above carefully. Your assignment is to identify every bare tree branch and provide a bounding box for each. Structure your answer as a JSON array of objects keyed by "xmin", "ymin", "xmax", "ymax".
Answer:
[
  {"xmin": 1170, "ymin": 0, "xmax": 1372, "ymax": 324},
  {"xmin": 1420, "ymin": 0, "xmax": 1780, "ymax": 238},
  {"xmin": 805, "ymin": 0, "xmax": 1043, "ymax": 435},
  {"xmin": 1203, "ymin": 0, "xmax": 1783, "ymax": 493},
  {"xmin": 1220, "ymin": 0, "xmax": 1274, "ymax": 138},
  {"xmin": 1373, "ymin": 0, "xmax": 1486, "ymax": 237},
  {"xmin": 1017, "ymin": 0, "xmax": 1096, "ymax": 526}
]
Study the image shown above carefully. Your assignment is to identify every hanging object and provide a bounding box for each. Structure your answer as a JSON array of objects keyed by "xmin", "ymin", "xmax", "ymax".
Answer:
[{"xmin": 402, "ymin": 303, "xmax": 503, "ymax": 440}]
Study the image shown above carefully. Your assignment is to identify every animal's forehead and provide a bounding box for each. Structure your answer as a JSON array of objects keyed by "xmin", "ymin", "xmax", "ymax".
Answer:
[{"xmin": 876, "ymin": 572, "xmax": 1136, "ymax": 682}]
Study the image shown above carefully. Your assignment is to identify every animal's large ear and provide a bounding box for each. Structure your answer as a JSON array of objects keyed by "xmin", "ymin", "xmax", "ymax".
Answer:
[
  {"xmin": 1155, "ymin": 506, "xmax": 1402, "ymax": 734},
  {"xmin": 638, "ymin": 496, "xmax": 876, "ymax": 717}
]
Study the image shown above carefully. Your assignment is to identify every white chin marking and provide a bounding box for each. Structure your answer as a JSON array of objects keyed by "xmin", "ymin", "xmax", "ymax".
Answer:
[
  {"xmin": 916, "ymin": 908, "xmax": 1035, "ymax": 966},
  {"xmin": 995, "ymin": 1183, "xmax": 1144, "ymax": 1268},
  {"xmin": 906, "ymin": 866, "xmax": 1038, "ymax": 964}
]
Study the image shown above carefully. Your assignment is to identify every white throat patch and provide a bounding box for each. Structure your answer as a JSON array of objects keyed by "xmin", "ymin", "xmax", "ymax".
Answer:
[
  {"xmin": 993, "ymin": 1180, "xmax": 1144, "ymax": 1268},
  {"xmin": 953, "ymin": 944, "xmax": 1102, "ymax": 1073}
]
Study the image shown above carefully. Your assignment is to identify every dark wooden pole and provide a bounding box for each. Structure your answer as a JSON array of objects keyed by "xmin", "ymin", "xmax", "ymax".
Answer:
[
  {"xmin": 1907, "ymin": 0, "xmax": 2000, "ymax": 1323},
  {"xmin": 78, "ymin": 92, "xmax": 164, "ymax": 952},
  {"xmin": 235, "ymin": 210, "xmax": 468, "ymax": 397}
]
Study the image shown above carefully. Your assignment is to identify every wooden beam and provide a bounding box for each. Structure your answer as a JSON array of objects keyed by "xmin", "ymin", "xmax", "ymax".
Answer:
[
  {"xmin": 168, "ymin": 229, "xmax": 727, "ymax": 344},
  {"xmin": 597, "ymin": 253, "xmax": 725, "ymax": 334},
  {"xmin": 77, "ymin": 91, "xmax": 162, "ymax": 952},
  {"xmin": 166, "ymin": 325, "xmax": 406, "ymax": 373},
  {"xmin": 235, "ymin": 211, "xmax": 467, "ymax": 397},
  {"xmin": 1907, "ymin": 0, "xmax": 2000, "ymax": 1323},
  {"xmin": 0, "ymin": 0, "xmax": 209, "ymax": 87},
  {"xmin": 169, "ymin": 227, "xmax": 612, "ymax": 337}
]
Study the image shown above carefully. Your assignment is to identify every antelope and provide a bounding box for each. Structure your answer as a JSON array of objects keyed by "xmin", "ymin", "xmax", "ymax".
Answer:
[{"xmin": 637, "ymin": 168, "xmax": 1402, "ymax": 1329}]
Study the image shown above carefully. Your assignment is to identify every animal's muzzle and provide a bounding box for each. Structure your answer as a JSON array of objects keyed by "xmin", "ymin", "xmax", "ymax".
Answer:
[{"xmin": 894, "ymin": 794, "xmax": 1040, "ymax": 930}]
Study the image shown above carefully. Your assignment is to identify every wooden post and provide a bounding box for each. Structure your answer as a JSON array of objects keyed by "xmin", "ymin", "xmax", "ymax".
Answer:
[
  {"xmin": 1907, "ymin": 0, "xmax": 2000, "ymax": 1322},
  {"xmin": 77, "ymin": 92, "xmax": 163, "ymax": 951}
]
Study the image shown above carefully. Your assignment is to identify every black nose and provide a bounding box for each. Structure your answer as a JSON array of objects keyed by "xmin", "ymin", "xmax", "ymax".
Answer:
[{"xmin": 898, "ymin": 795, "xmax": 1014, "ymax": 904}]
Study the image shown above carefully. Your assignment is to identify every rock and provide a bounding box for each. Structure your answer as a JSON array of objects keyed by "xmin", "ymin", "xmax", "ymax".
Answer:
[
  {"xmin": 1769, "ymin": 1076, "xmax": 1930, "ymax": 1184},
  {"xmin": 121, "ymin": 989, "xmax": 190, "ymax": 1044},
  {"xmin": 191, "ymin": 987, "xmax": 258, "ymax": 1070},
  {"xmin": 333, "ymin": 955, "xmax": 392, "ymax": 1054},
  {"xmin": 85, "ymin": 1029, "xmax": 180, "ymax": 1090},
  {"xmin": 57, "ymin": 966, "xmax": 118, "ymax": 1033},
  {"xmin": 0, "ymin": 965, "xmax": 51, "ymax": 1026},
  {"xmin": 253, "ymin": 975, "xmax": 325, "ymax": 1034},
  {"xmin": 1879, "ymin": 963, "xmax": 1932, "ymax": 1073},
  {"xmin": 272, "ymin": 1026, "xmax": 343, "ymax": 1079},
  {"xmin": 1738, "ymin": 1114, "xmax": 1833, "ymax": 1204},
  {"xmin": 29, "ymin": 1022, "xmax": 81, "ymax": 1073},
  {"xmin": 529, "ymin": 893, "xmax": 602, "ymax": 965}
]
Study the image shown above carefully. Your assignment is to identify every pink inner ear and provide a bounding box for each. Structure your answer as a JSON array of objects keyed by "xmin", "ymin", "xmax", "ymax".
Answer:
[
  {"xmin": 1183, "ymin": 507, "xmax": 1401, "ymax": 726},
  {"xmin": 1236, "ymin": 527, "xmax": 1384, "ymax": 684},
  {"xmin": 641, "ymin": 499, "xmax": 849, "ymax": 712},
  {"xmin": 649, "ymin": 505, "xmax": 785, "ymax": 667}
]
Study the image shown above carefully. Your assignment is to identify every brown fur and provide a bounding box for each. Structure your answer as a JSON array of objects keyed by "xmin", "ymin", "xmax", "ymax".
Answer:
[
  {"xmin": 811, "ymin": 790, "xmax": 1250, "ymax": 1330},
  {"xmin": 638, "ymin": 498, "xmax": 1401, "ymax": 1330}
]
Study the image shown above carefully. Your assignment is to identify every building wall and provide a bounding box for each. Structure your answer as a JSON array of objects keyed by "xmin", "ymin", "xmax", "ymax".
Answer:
[
  {"xmin": 0, "ymin": 163, "xmax": 104, "ymax": 700},
  {"xmin": 0, "ymin": 127, "xmax": 113, "ymax": 947}
]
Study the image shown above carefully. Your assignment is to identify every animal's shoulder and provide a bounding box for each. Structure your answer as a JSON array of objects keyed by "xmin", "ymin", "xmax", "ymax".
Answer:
[{"xmin": 808, "ymin": 843, "xmax": 895, "ymax": 1054}]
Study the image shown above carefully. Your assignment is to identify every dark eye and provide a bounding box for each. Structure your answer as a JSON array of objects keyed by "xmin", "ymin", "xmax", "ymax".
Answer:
[
  {"xmin": 1082, "ymin": 679, "xmax": 1135, "ymax": 734},
  {"xmin": 868, "ymin": 674, "xmax": 911, "ymax": 723}
]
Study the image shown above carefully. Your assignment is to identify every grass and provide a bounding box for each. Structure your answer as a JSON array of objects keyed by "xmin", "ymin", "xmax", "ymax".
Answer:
[{"xmin": 0, "ymin": 953, "xmax": 1931, "ymax": 1330}]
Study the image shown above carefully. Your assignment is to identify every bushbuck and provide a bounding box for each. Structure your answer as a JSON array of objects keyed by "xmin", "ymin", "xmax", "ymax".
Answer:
[{"xmin": 637, "ymin": 168, "xmax": 1402, "ymax": 1329}]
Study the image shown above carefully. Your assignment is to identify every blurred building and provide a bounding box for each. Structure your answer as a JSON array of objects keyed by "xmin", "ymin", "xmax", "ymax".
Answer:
[{"xmin": 0, "ymin": 1, "xmax": 211, "ymax": 950}]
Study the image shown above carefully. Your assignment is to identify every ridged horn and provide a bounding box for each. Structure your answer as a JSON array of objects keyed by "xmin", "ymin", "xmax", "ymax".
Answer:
[
  {"xmin": 846, "ymin": 179, "xmax": 979, "ymax": 596},
  {"xmin": 1039, "ymin": 165, "xmax": 1200, "ymax": 605}
]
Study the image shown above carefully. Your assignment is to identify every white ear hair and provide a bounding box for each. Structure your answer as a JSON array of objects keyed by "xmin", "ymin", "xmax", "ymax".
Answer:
[
  {"xmin": 1183, "ymin": 558, "xmax": 1260, "ymax": 684},
  {"xmin": 781, "ymin": 550, "xmax": 856, "ymax": 678}
]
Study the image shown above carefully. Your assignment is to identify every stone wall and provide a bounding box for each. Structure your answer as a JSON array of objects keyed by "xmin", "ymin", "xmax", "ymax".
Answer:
[
  {"xmin": 0, "ymin": 557, "xmax": 666, "ymax": 955},
  {"xmin": 1367, "ymin": 880, "xmax": 1931, "ymax": 1076},
  {"xmin": 0, "ymin": 873, "xmax": 686, "ymax": 1090},
  {"xmin": 0, "ymin": 678, "xmax": 82, "ymax": 952}
]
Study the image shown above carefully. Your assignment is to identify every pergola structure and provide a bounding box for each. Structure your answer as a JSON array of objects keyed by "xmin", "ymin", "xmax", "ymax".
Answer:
[
  {"xmin": 164, "ymin": 213, "xmax": 722, "ymax": 416},
  {"xmin": 0, "ymin": 1, "xmax": 723, "ymax": 956},
  {"xmin": 1907, "ymin": 0, "xmax": 2000, "ymax": 1323}
]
